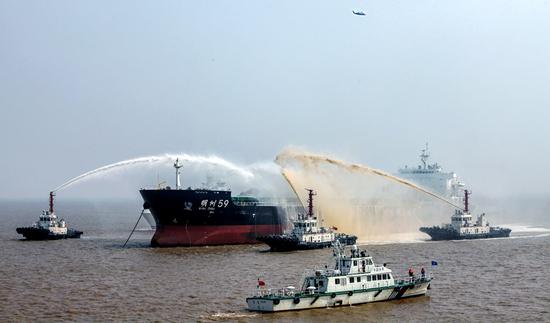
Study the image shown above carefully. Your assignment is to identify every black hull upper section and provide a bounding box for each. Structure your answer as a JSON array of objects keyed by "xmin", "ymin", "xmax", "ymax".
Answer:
[
  {"xmin": 16, "ymin": 227, "xmax": 83, "ymax": 240},
  {"xmin": 420, "ymin": 226, "xmax": 511, "ymax": 241},
  {"xmin": 257, "ymin": 234, "xmax": 358, "ymax": 252},
  {"xmin": 139, "ymin": 188, "xmax": 288, "ymax": 246},
  {"xmin": 140, "ymin": 189, "xmax": 286, "ymax": 227}
]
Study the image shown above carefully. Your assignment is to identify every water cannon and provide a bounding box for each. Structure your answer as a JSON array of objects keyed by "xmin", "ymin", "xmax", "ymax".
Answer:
[
  {"xmin": 305, "ymin": 189, "xmax": 316, "ymax": 218},
  {"xmin": 49, "ymin": 191, "xmax": 55, "ymax": 214}
]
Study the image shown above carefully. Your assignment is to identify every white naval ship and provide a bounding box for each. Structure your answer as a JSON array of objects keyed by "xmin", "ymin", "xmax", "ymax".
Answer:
[
  {"xmin": 398, "ymin": 143, "xmax": 465, "ymax": 202},
  {"xmin": 247, "ymin": 242, "xmax": 432, "ymax": 312}
]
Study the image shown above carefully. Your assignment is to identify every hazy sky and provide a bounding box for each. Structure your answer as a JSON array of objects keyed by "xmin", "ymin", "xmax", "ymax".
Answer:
[{"xmin": 1, "ymin": 0, "xmax": 549, "ymax": 198}]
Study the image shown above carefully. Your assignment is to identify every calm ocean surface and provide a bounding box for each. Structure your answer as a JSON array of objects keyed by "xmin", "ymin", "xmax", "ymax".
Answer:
[{"xmin": 1, "ymin": 199, "xmax": 549, "ymax": 322}]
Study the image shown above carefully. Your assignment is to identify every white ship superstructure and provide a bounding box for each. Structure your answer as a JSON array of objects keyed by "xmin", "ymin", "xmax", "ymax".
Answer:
[
  {"xmin": 398, "ymin": 143, "xmax": 464, "ymax": 202},
  {"xmin": 36, "ymin": 210, "xmax": 68, "ymax": 235},
  {"xmin": 291, "ymin": 214, "xmax": 335, "ymax": 244},
  {"xmin": 450, "ymin": 209, "xmax": 489, "ymax": 235}
]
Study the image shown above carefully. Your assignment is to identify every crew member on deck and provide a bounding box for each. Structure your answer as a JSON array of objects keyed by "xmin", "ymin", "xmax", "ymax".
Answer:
[
  {"xmin": 421, "ymin": 267, "xmax": 426, "ymax": 278},
  {"xmin": 408, "ymin": 267, "xmax": 414, "ymax": 277}
]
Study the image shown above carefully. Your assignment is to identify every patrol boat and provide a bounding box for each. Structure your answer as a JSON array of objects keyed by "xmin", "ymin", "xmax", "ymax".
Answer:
[
  {"xmin": 256, "ymin": 189, "xmax": 357, "ymax": 251},
  {"xmin": 247, "ymin": 242, "xmax": 432, "ymax": 312},
  {"xmin": 16, "ymin": 192, "xmax": 83, "ymax": 240},
  {"xmin": 420, "ymin": 190, "xmax": 511, "ymax": 241}
]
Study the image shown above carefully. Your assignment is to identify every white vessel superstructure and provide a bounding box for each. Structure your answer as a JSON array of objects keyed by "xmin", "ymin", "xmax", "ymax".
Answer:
[
  {"xmin": 398, "ymin": 143, "xmax": 464, "ymax": 202},
  {"xmin": 36, "ymin": 210, "xmax": 68, "ymax": 235}
]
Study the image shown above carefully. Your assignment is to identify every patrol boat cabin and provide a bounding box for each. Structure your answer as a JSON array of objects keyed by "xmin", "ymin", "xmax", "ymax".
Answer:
[
  {"xmin": 302, "ymin": 246, "xmax": 393, "ymax": 294},
  {"xmin": 246, "ymin": 243, "xmax": 432, "ymax": 312}
]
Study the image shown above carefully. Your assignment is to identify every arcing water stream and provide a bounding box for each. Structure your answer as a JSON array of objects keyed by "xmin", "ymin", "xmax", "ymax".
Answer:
[
  {"xmin": 276, "ymin": 148, "xmax": 462, "ymax": 241},
  {"xmin": 276, "ymin": 148, "xmax": 461, "ymax": 209},
  {"xmin": 50, "ymin": 149, "xmax": 461, "ymax": 242},
  {"xmin": 53, "ymin": 154, "xmax": 255, "ymax": 192}
]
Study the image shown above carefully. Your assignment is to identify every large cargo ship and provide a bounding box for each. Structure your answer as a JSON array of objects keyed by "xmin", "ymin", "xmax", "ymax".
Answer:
[{"xmin": 139, "ymin": 159, "xmax": 287, "ymax": 247}]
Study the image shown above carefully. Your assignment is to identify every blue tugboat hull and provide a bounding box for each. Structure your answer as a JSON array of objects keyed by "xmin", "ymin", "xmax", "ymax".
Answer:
[
  {"xmin": 419, "ymin": 226, "xmax": 511, "ymax": 241},
  {"xmin": 16, "ymin": 227, "xmax": 83, "ymax": 240},
  {"xmin": 257, "ymin": 234, "xmax": 357, "ymax": 251}
]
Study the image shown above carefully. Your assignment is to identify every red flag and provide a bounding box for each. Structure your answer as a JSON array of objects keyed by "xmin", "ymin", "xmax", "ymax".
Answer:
[{"xmin": 257, "ymin": 279, "xmax": 265, "ymax": 287}]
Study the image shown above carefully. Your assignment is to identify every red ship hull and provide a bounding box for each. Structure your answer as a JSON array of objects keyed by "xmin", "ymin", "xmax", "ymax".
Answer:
[{"xmin": 151, "ymin": 224, "xmax": 284, "ymax": 247}]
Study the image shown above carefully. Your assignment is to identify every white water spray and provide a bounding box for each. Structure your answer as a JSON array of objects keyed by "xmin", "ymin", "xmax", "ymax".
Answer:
[
  {"xmin": 275, "ymin": 147, "xmax": 464, "ymax": 241},
  {"xmin": 53, "ymin": 154, "xmax": 255, "ymax": 192},
  {"xmin": 276, "ymin": 148, "xmax": 461, "ymax": 209}
]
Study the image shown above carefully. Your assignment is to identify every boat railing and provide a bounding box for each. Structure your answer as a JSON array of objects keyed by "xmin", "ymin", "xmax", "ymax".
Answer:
[
  {"xmin": 395, "ymin": 273, "xmax": 432, "ymax": 285},
  {"xmin": 255, "ymin": 287, "xmax": 307, "ymax": 298}
]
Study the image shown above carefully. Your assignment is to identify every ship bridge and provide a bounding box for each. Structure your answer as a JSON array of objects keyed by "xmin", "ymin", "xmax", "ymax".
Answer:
[{"xmin": 397, "ymin": 143, "xmax": 465, "ymax": 200}]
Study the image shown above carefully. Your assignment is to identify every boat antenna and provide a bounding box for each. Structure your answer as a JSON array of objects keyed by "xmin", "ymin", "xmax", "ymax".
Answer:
[
  {"xmin": 174, "ymin": 158, "xmax": 183, "ymax": 190},
  {"xmin": 305, "ymin": 189, "xmax": 316, "ymax": 218},
  {"xmin": 49, "ymin": 191, "xmax": 55, "ymax": 214},
  {"xmin": 464, "ymin": 189, "xmax": 471, "ymax": 213}
]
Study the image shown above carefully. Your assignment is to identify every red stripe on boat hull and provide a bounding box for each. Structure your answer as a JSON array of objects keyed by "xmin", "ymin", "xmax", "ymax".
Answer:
[{"xmin": 151, "ymin": 224, "xmax": 284, "ymax": 247}]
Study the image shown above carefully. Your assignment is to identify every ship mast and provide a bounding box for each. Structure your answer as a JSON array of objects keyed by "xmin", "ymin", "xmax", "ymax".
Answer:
[
  {"xmin": 305, "ymin": 189, "xmax": 316, "ymax": 218},
  {"xmin": 464, "ymin": 189, "xmax": 470, "ymax": 213},
  {"xmin": 174, "ymin": 158, "xmax": 183, "ymax": 190}
]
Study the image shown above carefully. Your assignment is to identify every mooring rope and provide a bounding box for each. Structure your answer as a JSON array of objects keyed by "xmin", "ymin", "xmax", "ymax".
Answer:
[{"xmin": 123, "ymin": 209, "xmax": 145, "ymax": 247}]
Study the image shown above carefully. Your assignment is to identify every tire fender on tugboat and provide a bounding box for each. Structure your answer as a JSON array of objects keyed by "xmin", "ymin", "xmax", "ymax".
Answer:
[{"xmin": 293, "ymin": 297, "xmax": 300, "ymax": 304}]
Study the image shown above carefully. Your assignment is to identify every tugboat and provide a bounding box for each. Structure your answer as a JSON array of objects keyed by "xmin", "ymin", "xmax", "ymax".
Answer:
[
  {"xmin": 16, "ymin": 192, "xmax": 83, "ymax": 240},
  {"xmin": 256, "ymin": 189, "xmax": 357, "ymax": 251},
  {"xmin": 420, "ymin": 190, "xmax": 511, "ymax": 241},
  {"xmin": 246, "ymin": 242, "xmax": 432, "ymax": 312}
]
